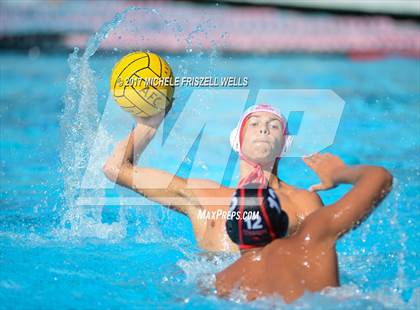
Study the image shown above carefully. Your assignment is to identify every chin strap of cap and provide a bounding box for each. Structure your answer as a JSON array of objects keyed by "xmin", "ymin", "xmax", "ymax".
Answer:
[{"xmin": 238, "ymin": 154, "xmax": 268, "ymax": 188}]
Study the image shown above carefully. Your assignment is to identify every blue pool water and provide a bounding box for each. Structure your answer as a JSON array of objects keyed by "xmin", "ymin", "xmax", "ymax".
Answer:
[
  {"xmin": 1, "ymin": 50, "xmax": 419, "ymax": 309},
  {"xmin": 1, "ymin": 11, "xmax": 420, "ymax": 310}
]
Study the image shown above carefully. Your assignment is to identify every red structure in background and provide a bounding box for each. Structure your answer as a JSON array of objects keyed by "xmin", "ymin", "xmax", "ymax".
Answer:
[{"xmin": 0, "ymin": 0, "xmax": 419, "ymax": 58}]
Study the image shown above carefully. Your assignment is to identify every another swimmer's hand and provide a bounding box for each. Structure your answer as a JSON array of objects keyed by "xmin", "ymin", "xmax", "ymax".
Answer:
[{"xmin": 302, "ymin": 153, "xmax": 347, "ymax": 192}]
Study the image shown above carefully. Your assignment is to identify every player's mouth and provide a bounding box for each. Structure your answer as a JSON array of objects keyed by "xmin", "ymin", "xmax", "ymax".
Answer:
[{"xmin": 253, "ymin": 139, "xmax": 270, "ymax": 144}]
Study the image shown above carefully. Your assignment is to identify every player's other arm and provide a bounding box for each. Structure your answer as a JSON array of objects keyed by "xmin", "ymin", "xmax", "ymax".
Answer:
[{"xmin": 301, "ymin": 153, "xmax": 393, "ymax": 242}]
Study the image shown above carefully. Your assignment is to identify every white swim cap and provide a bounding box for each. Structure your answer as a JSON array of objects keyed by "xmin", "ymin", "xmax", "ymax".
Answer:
[{"xmin": 230, "ymin": 103, "xmax": 293, "ymax": 157}]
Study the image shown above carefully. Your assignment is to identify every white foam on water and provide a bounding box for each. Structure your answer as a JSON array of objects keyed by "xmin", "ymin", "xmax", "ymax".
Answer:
[
  {"xmin": 57, "ymin": 7, "xmax": 139, "ymax": 242},
  {"xmin": 134, "ymin": 221, "xmax": 165, "ymax": 244}
]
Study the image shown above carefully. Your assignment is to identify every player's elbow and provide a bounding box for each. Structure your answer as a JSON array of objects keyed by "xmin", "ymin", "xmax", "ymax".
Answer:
[
  {"xmin": 102, "ymin": 160, "xmax": 125, "ymax": 183},
  {"xmin": 373, "ymin": 166, "xmax": 393, "ymax": 194},
  {"xmin": 102, "ymin": 162, "xmax": 117, "ymax": 182},
  {"xmin": 380, "ymin": 167, "xmax": 393, "ymax": 191}
]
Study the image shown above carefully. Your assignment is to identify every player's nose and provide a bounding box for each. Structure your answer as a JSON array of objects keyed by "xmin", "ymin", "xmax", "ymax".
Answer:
[{"xmin": 259, "ymin": 124, "xmax": 269, "ymax": 135}]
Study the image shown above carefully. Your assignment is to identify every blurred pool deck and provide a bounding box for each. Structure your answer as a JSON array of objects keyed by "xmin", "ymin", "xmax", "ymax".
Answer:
[{"xmin": 0, "ymin": 0, "xmax": 419, "ymax": 57}]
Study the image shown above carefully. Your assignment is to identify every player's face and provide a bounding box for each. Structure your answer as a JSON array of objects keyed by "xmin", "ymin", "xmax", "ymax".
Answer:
[{"xmin": 241, "ymin": 112, "xmax": 284, "ymax": 164}]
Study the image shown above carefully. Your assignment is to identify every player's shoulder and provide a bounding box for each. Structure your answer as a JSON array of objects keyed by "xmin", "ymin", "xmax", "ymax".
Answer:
[
  {"xmin": 216, "ymin": 253, "xmax": 250, "ymax": 296},
  {"xmin": 296, "ymin": 188, "xmax": 323, "ymax": 204},
  {"xmin": 286, "ymin": 185, "xmax": 324, "ymax": 212},
  {"xmin": 284, "ymin": 182, "xmax": 321, "ymax": 202},
  {"xmin": 215, "ymin": 259, "xmax": 239, "ymax": 297}
]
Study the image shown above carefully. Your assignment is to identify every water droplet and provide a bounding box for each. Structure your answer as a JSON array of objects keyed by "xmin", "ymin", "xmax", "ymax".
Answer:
[{"xmin": 252, "ymin": 254, "xmax": 262, "ymax": 262}]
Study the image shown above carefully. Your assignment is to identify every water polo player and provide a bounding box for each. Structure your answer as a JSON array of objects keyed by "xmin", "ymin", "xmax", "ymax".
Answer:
[
  {"xmin": 216, "ymin": 153, "xmax": 393, "ymax": 303},
  {"xmin": 102, "ymin": 103, "xmax": 323, "ymax": 252}
]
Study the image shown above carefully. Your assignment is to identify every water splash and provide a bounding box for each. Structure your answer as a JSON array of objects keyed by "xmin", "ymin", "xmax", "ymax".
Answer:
[
  {"xmin": 57, "ymin": 6, "xmax": 160, "ymax": 241},
  {"xmin": 56, "ymin": 6, "xmax": 223, "ymax": 242},
  {"xmin": 389, "ymin": 178, "xmax": 410, "ymax": 300}
]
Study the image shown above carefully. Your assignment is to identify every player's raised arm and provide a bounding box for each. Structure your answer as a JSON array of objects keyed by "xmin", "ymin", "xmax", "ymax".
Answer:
[
  {"xmin": 102, "ymin": 111, "xmax": 202, "ymax": 216},
  {"xmin": 301, "ymin": 153, "xmax": 393, "ymax": 242}
]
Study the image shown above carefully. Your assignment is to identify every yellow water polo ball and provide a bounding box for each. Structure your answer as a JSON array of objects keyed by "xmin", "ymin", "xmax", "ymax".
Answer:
[{"xmin": 110, "ymin": 51, "xmax": 175, "ymax": 117}]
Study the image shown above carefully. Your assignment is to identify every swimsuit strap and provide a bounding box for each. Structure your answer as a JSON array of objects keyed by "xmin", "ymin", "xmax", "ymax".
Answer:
[{"xmin": 238, "ymin": 154, "xmax": 268, "ymax": 188}]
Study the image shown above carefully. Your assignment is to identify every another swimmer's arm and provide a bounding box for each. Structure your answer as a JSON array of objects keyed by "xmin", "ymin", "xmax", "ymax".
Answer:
[{"xmin": 302, "ymin": 153, "xmax": 393, "ymax": 241}]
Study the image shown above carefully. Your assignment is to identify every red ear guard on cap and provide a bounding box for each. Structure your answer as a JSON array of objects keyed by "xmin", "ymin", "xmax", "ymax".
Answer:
[{"xmin": 226, "ymin": 183, "xmax": 289, "ymax": 249}]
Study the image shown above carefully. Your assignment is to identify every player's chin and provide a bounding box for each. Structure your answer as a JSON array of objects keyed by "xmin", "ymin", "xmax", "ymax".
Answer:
[{"xmin": 251, "ymin": 149, "xmax": 276, "ymax": 164}]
